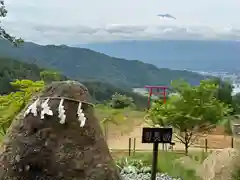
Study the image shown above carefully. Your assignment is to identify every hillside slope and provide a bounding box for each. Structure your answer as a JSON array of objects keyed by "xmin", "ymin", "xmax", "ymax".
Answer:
[
  {"xmin": 80, "ymin": 40, "xmax": 240, "ymax": 72},
  {"xmin": 0, "ymin": 40, "xmax": 205, "ymax": 88},
  {"xmin": 0, "ymin": 57, "xmax": 147, "ymax": 108},
  {"xmin": 0, "ymin": 57, "xmax": 43, "ymax": 94}
]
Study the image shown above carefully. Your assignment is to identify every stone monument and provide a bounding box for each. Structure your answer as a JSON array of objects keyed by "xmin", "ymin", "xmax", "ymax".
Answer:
[{"xmin": 0, "ymin": 81, "xmax": 122, "ymax": 180}]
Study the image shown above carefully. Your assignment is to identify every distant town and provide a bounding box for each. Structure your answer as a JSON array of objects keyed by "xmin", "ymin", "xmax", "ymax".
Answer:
[
  {"xmin": 193, "ymin": 70, "xmax": 240, "ymax": 95},
  {"xmin": 133, "ymin": 70, "xmax": 240, "ymax": 97}
]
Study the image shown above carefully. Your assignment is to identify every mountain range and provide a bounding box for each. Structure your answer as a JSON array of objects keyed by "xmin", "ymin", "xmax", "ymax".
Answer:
[
  {"xmin": 0, "ymin": 39, "xmax": 205, "ymax": 88},
  {"xmin": 79, "ymin": 40, "xmax": 240, "ymax": 72}
]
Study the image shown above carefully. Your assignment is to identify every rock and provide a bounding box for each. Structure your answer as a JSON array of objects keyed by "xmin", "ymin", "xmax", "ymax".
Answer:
[
  {"xmin": 0, "ymin": 81, "xmax": 122, "ymax": 180},
  {"xmin": 199, "ymin": 148, "xmax": 240, "ymax": 180}
]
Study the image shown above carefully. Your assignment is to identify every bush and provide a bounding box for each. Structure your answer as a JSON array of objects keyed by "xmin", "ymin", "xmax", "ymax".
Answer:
[{"xmin": 109, "ymin": 93, "xmax": 135, "ymax": 109}]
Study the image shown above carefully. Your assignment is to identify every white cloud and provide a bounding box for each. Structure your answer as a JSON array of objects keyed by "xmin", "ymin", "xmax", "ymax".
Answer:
[{"xmin": 1, "ymin": 0, "xmax": 240, "ymax": 45}]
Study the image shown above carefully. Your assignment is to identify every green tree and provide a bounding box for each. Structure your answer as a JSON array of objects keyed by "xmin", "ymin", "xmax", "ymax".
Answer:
[
  {"xmin": 0, "ymin": 0, "xmax": 23, "ymax": 46},
  {"xmin": 0, "ymin": 79, "xmax": 44, "ymax": 135},
  {"xmin": 109, "ymin": 93, "xmax": 135, "ymax": 109},
  {"xmin": 208, "ymin": 78, "xmax": 233, "ymax": 105},
  {"xmin": 146, "ymin": 79, "xmax": 232, "ymax": 155},
  {"xmin": 40, "ymin": 70, "xmax": 63, "ymax": 83},
  {"xmin": 233, "ymin": 93, "xmax": 240, "ymax": 114}
]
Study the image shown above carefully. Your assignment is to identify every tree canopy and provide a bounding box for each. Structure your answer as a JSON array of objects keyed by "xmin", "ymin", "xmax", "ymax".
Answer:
[
  {"xmin": 208, "ymin": 78, "xmax": 233, "ymax": 105},
  {"xmin": 146, "ymin": 79, "xmax": 232, "ymax": 154},
  {"xmin": 0, "ymin": 79, "xmax": 44, "ymax": 135},
  {"xmin": 40, "ymin": 70, "xmax": 67, "ymax": 83},
  {"xmin": 108, "ymin": 93, "xmax": 135, "ymax": 109},
  {"xmin": 233, "ymin": 93, "xmax": 240, "ymax": 114}
]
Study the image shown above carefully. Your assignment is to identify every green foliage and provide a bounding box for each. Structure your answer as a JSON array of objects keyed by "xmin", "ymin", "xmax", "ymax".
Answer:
[
  {"xmin": 218, "ymin": 117, "xmax": 233, "ymax": 135},
  {"xmin": 232, "ymin": 167, "xmax": 240, "ymax": 180},
  {"xmin": 0, "ymin": 1, "xmax": 23, "ymax": 46},
  {"xmin": 146, "ymin": 79, "xmax": 232, "ymax": 154},
  {"xmin": 207, "ymin": 78, "xmax": 233, "ymax": 105},
  {"xmin": 84, "ymin": 81, "xmax": 147, "ymax": 109},
  {"xmin": 0, "ymin": 57, "xmax": 43, "ymax": 94},
  {"xmin": 0, "ymin": 79, "xmax": 44, "ymax": 135},
  {"xmin": 11, "ymin": 79, "xmax": 44, "ymax": 98},
  {"xmin": 40, "ymin": 70, "xmax": 66, "ymax": 83},
  {"xmin": 233, "ymin": 93, "xmax": 240, "ymax": 114},
  {"xmin": 115, "ymin": 157, "xmax": 152, "ymax": 175},
  {"xmin": 109, "ymin": 93, "xmax": 135, "ymax": 109},
  {"xmin": 101, "ymin": 109, "xmax": 125, "ymax": 125},
  {"xmin": 115, "ymin": 157, "xmax": 145, "ymax": 170},
  {"xmin": 0, "ymin": 91, "xmax": 25, "ymax": 135},
  {"xmin": 0, "ymin": 58, "xmax": 147, "ymax": 109}
]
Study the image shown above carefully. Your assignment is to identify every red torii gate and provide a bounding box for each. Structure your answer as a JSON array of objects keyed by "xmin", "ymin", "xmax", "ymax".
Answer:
[
  {"xmin": 145, "ymin": 85, "xmax": 168, "ymax": 109},
  {"xmin": 144, "ymin": 85, "xmax": 174, "ymax": 150}
]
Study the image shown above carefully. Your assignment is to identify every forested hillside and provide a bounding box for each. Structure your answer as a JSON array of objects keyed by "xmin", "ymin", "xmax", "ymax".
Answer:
[
  {"xmin": 0, "ymin": 40, "xmax": 206, "ymax": 88},
  {"xmin": 80, "ymin": 40, "xmax": 240, "ymax": 72},
  {"xmin": 0, "ymin": 57, "xmax": 147, "ymax": 108},
  {"xmin": 0, "ymin": 57, "xmax": 43, "ymax": 94}
]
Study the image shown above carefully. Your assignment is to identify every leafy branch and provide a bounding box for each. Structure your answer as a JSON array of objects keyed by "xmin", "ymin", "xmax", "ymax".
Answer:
[{"xmin": 0, "ymin": 0, "xmax": 23, "ymax": 46}]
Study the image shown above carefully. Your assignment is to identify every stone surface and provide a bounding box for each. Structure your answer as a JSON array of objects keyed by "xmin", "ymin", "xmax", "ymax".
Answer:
[
  {"xmin": 199, "ymin": 148, "xmax": 239, "ymax": 180},
  {"xmin": 0, "ymin": 81, "xmax": 122, "ymax": 180}
]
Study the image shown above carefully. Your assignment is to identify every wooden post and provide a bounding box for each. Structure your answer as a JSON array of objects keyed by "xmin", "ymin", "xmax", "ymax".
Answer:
[
  {"xmin": 163, "ymin": 88, "xmax": 166, "ymax": 103},
  {"xmin": 205, "ymin": 138, "xmax": 208, "ymax": 152},
  {"xmin": 231, "ymin": 137, "xmax": 234, "ymax": 148},
  {"xmin": 128, "ymin": 138, "xmax": 132, "ymax": 156},
  {"xmin": 133, "ymin": 138, "xmax": 136, "ymax": 156}
]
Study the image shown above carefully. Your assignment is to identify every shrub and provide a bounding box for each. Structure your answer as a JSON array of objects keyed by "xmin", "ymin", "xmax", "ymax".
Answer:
[{"xmin": 109, "ymin": 93, "xmax": 135, "ymax": 109}]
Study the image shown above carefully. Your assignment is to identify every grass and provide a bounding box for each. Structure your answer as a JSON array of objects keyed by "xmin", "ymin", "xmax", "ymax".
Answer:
[
  {"xmin": 113, "ymin": 151, "xmax": 208, "ymax": 180},
  {"xmin": 95, "ymin": 104, "xmax": 145, "ymax": 120},
  {"xmin": 232, "ymin": 168, "xmax": 240, "ymax": 180},
  {"xmin": 95, "ymin": 104, "xmax": 145, "ymax": 136},
  {"xmin": 0, "ymin": 129, "xmax": 5, "ymax": 142}
]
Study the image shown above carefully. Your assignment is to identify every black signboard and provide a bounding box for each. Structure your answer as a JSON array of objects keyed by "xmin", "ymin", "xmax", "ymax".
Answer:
[
  {"xmin": 141, "ymin": 127, "xmax": 173, "ymax": 180},
  {"xmin": 142, "ymin": 127, "xmax": 172, "ymax": 144}
]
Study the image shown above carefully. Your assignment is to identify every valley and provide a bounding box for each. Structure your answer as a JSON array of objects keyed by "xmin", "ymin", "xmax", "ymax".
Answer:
[
  {"xmin": 0, "ymin": 44, "xmax": 239, "ymax": 180},
  {"xmin": 1, "ymin": 1, "xmax": 240, "ymax": 179}
]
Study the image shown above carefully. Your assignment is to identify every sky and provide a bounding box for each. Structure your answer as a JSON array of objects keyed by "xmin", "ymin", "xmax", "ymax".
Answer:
[{"xmin": 1, "ymin": 0, "xmax": 240, "ymax": 45}]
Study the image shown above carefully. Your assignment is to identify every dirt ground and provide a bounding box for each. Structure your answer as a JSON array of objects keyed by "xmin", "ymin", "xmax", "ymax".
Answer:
[
  {"xmin": 95, "ymin": 106, "xmax": 234, "ymax": 151},
  {"xmin": 106, "ymin": 122, "xmax": 233, "ymax": 151}
]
